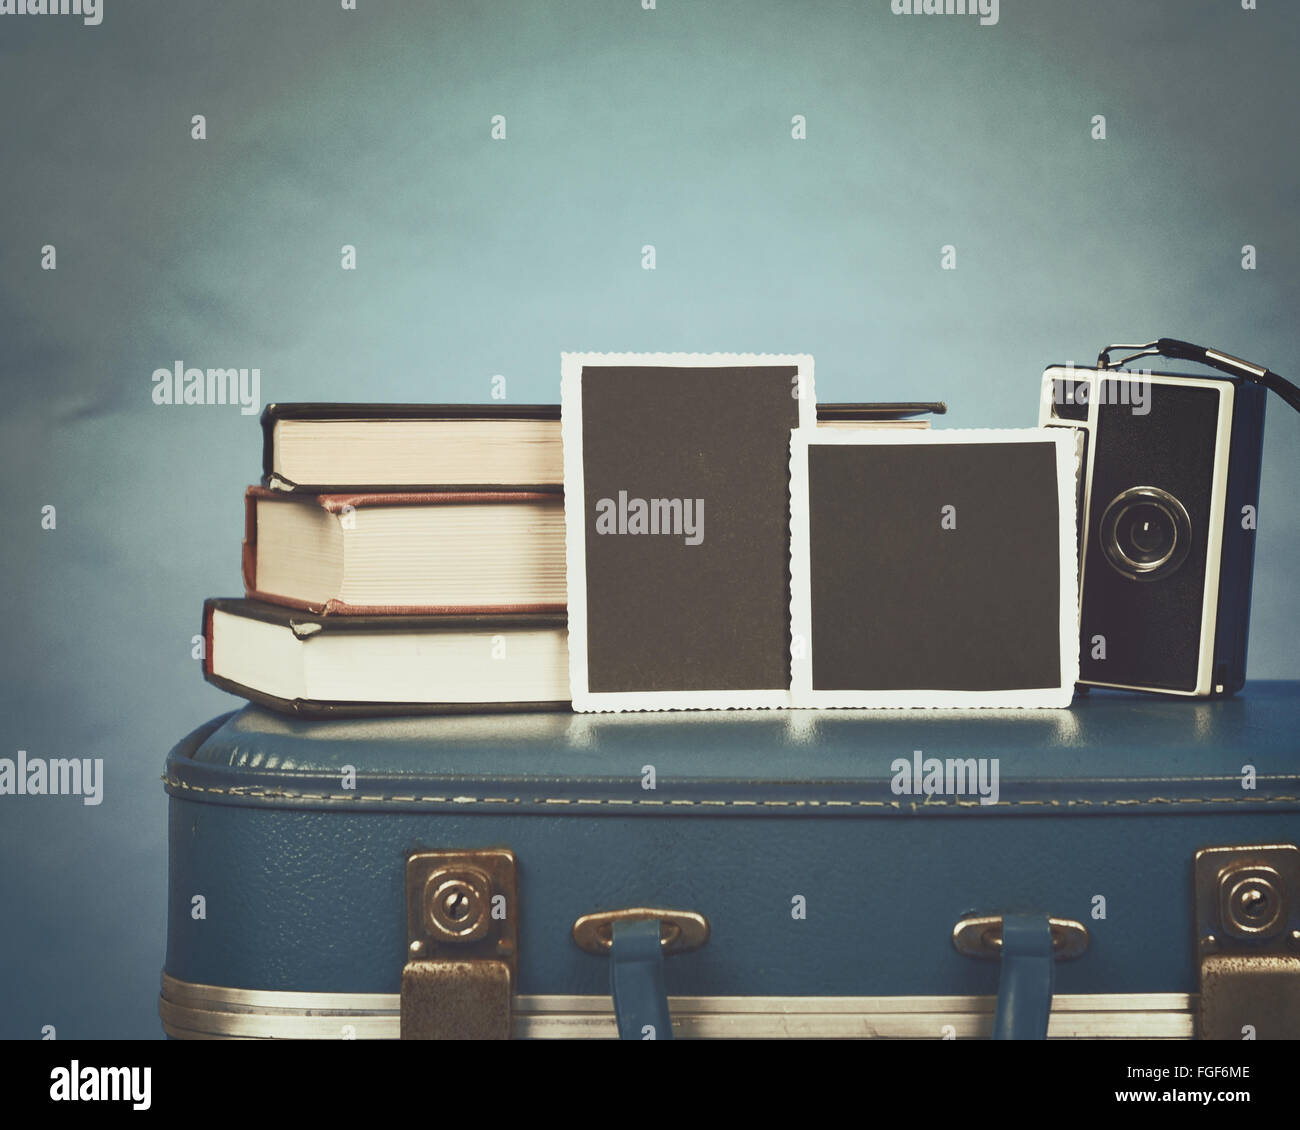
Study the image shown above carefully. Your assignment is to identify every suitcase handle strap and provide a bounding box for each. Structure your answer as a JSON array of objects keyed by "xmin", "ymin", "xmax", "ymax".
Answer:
[
  {"xmin": 573, "ymin": 907, "xmax": 712, "ymax": 1041},
  {"xmin": 610, "ymin": 920, "xmax": 674, "ymax": 1041},
  {"xmin": 991, "ymin": 915, "xmax": 1057, "ymax": 1040},
  {"xmin": 954, "ymin": 913, "xmax": 1090, "ymax": 1040}
]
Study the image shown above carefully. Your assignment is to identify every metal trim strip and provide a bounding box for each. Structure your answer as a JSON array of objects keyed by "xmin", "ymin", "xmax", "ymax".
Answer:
[{"xmin": 159, "ymin": 974, "xmax": 1195, "ymax": 1040}]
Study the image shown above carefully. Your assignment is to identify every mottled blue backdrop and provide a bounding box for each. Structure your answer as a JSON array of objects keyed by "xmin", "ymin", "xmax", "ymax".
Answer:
[{"xmin": 0, "ymin": 0, "xmax": 1296, "ymax": 1037}]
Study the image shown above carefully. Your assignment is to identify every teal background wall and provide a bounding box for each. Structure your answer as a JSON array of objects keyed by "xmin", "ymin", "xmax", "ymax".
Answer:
[{"xmin": 0, "ymin": 0, "xmax": 1296, "ymax": 1037}]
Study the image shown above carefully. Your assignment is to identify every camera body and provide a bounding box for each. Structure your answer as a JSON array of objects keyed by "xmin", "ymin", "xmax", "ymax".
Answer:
[{"xmin": 1039, "ymin": 364, "xmax": 1266, "ymax": 697}]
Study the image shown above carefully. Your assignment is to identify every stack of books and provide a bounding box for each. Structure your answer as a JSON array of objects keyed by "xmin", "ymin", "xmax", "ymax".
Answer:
[
  {"xmin": 201, "ymin": 401, "xmax": 941, "ymax": 716},
  {"xmin": 202, "ymin": 404, "xmax": 571, "ymax": 716}
]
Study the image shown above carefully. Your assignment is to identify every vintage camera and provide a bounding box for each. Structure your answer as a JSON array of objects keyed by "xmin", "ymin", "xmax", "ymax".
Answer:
[{"xmin": 1038, "ymin": 340, "xmax": 1277, "ymax": 697}]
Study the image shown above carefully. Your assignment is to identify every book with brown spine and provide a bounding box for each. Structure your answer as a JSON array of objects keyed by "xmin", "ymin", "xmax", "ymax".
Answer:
[{"xmin": 241, "ymin": 486, "xmax": 566, "ymax": 615}]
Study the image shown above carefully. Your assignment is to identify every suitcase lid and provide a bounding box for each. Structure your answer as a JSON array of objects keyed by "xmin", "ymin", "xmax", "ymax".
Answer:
[{"xmin": 164, "ymin": 683, "xmax": 1300, "ymax": 818}]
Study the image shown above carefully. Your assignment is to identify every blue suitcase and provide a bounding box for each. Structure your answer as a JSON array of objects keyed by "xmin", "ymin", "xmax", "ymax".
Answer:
[{"xmin": 159, "ymin": 684, "xmax": 1300, "ymax": 1040}]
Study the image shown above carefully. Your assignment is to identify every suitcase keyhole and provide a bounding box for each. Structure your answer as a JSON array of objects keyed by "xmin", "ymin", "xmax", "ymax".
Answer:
[
  {"xmin": 443, "ymin": 890, "xmax": 472, "ymax": 922},
  {"xmin": 1239, "ymin": 888, "xmax": 1267, "ymax": 922}
]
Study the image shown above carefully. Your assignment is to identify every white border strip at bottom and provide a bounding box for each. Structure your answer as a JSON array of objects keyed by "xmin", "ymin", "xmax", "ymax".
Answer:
[{"xmin": 160, "ymin": 974, "xmax": 1194, "ymax": 1039}]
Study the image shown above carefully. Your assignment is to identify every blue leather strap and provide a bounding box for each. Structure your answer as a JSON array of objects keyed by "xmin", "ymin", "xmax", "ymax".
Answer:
[
  {"xmin": 992, "ymin": 914, "xmax": 1055, "ymax": 1040},
  {"xmin": 610, "ymin": 919, "xmax": 673, "ymax": 1040}
]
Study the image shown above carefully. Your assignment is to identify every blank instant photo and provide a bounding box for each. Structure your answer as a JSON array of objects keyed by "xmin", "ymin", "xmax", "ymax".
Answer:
[
  {"xmin": 788, "ymin": 429, "xmax": 1079, "ymax": 708},
  {"xmin": 562, "ymin": 352, "xmax": 815, "ymax": 711}
]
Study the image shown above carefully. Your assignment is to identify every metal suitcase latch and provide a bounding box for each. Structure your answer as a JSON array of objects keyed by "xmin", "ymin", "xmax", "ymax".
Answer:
[
  {"xmin": 401, "ymin": 849, "xmax": 518, "ymax": 1040},
  {"xmin": 1196, "ymin": 843, "xmax": 1300, "ymax": 1040}
]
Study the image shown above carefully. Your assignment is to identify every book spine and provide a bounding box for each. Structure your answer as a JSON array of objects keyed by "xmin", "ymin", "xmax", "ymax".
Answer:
[
  {"xmin": 202, "ymin": 600, "xmax": 215, "ymax": 677},
  {"xmin": 259, "ymin": 406, "xmax": 276, "ymax": 482},
  {"xmin": 241, "ymin": 489, "xmax": 260, "ymax": 594}
]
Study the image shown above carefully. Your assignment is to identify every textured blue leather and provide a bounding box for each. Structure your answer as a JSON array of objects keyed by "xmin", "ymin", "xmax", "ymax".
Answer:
[
  {"xmin": 170, "ymin": 684, "xmax": 1300, "ymax": 816},
  {"xmin": 610, "ymin": 920, "xmax": 673, "ymax": 1040},
  {"xmin": 162, "ymin": 683, "xmax": 1300, "ymax": 1002},
  {"xmin": 992, "ymin": 915, "xmax": 1054, "ymax": 1040}
]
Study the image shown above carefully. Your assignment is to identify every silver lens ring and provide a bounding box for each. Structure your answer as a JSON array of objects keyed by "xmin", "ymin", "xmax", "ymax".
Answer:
[{"xmin": 1099, "ymin": 486, "xmax": 1193, "ymax": 582}]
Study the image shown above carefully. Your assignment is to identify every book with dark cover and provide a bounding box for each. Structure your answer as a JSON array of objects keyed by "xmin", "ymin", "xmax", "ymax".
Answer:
[
  {"xmin": 203, "ymin": 598, "xmax": 570, "ymax": 717},
  {"xmin": 261, "ymin": 403, "xmax": 564, "ymax": 493},
  {"xmin": 260, "ymin": 401, "xmax": 947, "ymax": 493},
  {"xmin": 816, "ymin": 402, "xmax": 946, "ymax": 422}
]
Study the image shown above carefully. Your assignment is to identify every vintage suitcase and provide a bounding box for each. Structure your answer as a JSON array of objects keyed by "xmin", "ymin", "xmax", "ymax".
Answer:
[{"xmin": 159, "ymin": 684, "xmax": 1300, "ymax": 1040}]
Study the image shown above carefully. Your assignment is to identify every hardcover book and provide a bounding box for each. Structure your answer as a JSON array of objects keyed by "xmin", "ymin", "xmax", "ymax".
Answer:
[
  {"xmin": 259, "ymin": 401, "xmax": 943, "ymax": 494},
  {"xmin": 241, "ymin": 486, "xmax": 566, "ymax": 615},
  {"xmin": 203, "ymin": 598, "xmax": 569, "ymax": 716},
  {"xmin": 261, "ymin": 403, "xmax": 563, "ymax": 492}
]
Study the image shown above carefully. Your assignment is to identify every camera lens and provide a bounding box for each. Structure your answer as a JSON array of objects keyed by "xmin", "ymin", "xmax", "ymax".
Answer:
[
  {"xmin": 1117, "ymin": 504, "xmax": 1176, "ymax": 564},
  {"xmin": 1100, "ymin": 487, "xmax": 1192, "ymax": 582}
]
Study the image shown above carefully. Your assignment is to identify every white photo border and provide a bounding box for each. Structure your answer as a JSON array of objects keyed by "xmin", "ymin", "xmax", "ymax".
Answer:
[
  {"xmin": 561, "ymin": 352, "xmax": 816, "ymax": 713},
  {"xmin": 787, "ymin": 427, "xmax": 1080, "ymax": 709}
]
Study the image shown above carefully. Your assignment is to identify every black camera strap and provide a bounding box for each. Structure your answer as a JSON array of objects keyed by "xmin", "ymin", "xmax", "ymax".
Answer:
[{"xmin": 1096, "ymin": 338, "xmax": 1300, "ymax": 415}]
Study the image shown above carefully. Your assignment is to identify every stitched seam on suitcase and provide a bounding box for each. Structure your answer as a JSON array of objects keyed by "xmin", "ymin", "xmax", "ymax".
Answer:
[{"xmin": 160, "ymin": 777, "xmax": 1300, "ymax": 809}]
